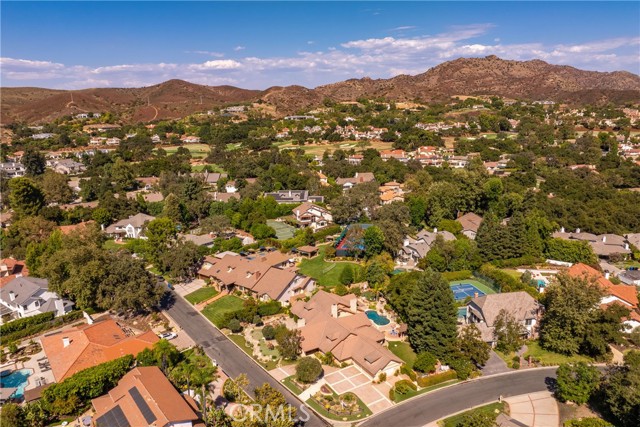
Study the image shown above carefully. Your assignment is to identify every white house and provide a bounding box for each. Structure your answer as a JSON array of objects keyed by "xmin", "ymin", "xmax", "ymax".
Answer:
[
  {"xmin": 292, "ymin": 202, "xmax": 333, "ymax": 231},
  {"xmin": 104, "ymin": 213, "xmax": 156, "ymax": 239},
  {"xmin": 0, "ymin": 277, "xmax": 74, "ymax": 323}
]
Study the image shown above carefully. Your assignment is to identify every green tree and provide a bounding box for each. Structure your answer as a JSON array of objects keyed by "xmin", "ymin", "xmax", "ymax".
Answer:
[
  {"xmin": 459, "ymin": 324, "xmax": 491, "ymax": 367},
  {"xmin": 8, "ymin": 177, "xmax": 45, "ymax": 217},
  {"xmin": 295, "ymin": 356, "xmax": 323, "ymax": 383},
  {"xmin": 253, "ymin": 383, "xmax": 297, "ymax": 427},
  {"xmin": 493, "ymin": 309, "xmax": 525, "ymax": 353},
  {"xmin": 601, "ymin": 351, "xmax": 640, "ymax": 427},
  {"xmin": 555, "ymin": 362, "xmax": 600, "ymax": 404},
  {"xmin": 41, "ymin": 170, "xmax": 75, "ymax": 205},
  {"xmin": 92, "ymin": 207, "xmax": 112, "ymax": 226},
  {"xmin": 0, "ymin": 402, "xmax": 24, "ymax": 427},
  {"xmin": 406, "ymin": 269, "xmax": 458, "ymax": 358},
  {"xmin": 276, "ymin": 327, "xmax": 302, "ymax": 360},
  {"xmin": 22, "ymin": 147, "xmax": 46, "ymax": 176},
  {"xmin": 339, "ymin": 265, "xmax": 355, "ymax": 285},
  {"xmin": 162, "ymin": 193, "xmax": 184, "ymax": 224},
  {"xmin": 544, "ymin": 239, "xmax": 598, "ymax": 265},
  {"xmin": 160, "ymin": 240, "xmax": 201, "ymax": 281},
  {"xmin": 414, "ymin": 351, "xmax": 437, "ymax": 373},
  {"xmin": 363, "ymin": 225, "xmax": 385, "ymax": 257}
]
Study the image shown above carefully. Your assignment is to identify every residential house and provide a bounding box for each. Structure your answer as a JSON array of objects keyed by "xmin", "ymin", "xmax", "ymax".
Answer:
[
  {"xmin": 106, "ymin": 137, "xmax": 121, "ymax": 146},
  {"xmin": 0, "ymin": 277, "xmax": 74, "ymax": 323},
  {"xmin": 191, "ymin": 171, "xmax": 227, "ymax": 187},
  {"xmin": 180, "ymin": 135, "xmax": 201, "ymax": 143},
  {"xmin": 104, "ymin": 213, "xmax": 156, "ymax": 239},
  {"xmin": 196, "ymin": 252, "xmax": 313, "ymax": 304},
  {"xmin": 466, "ymin": 292, "xmax": 541, "ymax": 345},
  {"xmin": 225, "ymin": 180, "xmax": 238, "ymax": 193},
  {"xmin": 335, "ymin": 172, "xmax": 375, "ymax": 191},
  {"xmin": 380, "ymin": 150, "xmax": 408, "ymax": 162},
  {"xmin": 317, "ymin": 171, "xmax": 328, "ymax": 186},
  {"xmin": 457, "ymin": 213, "xmax": 483, "ymax": 240},
  {"xmin": 292, "ymin": 202, "xmax": 333, "ymax": 231},
  {"xmin": 182, "ymin": 234, "xmax": 215, "ymax": 248},
  {"xmin": 0, "ymin": 162, "xmax": 25, "ymax": 178},
  {"xmin": 379, "ymin": 181, "xmax": 405, "ymax": 205},
  {"xmin": 567, "ymin": 263, "xmax": 640, "ymax": 330},
  {"xmin": 31, "ymin": 133, "xmax": 56, "ymax": 140},
  {"xmin": 552, "ymin": 228, "xmax": 631, "ymax": 259},
  {"xmin": 50, "ymin": 159, "xmax": 86, "ymax": 175},
  {"xmin": 291, "ymin": 290, "xmax": 402, "ymax": 378},
  {"xmin": 619, "ymin": 269, "xmax": 640, "ymax": 286},
  {"xmin": 0, "ymin": 257, "xmax": 28, "ymax": 290},
  {"xmin": 208, "ymin": 192, "xmax": 240, "ymax": 203},
  {"xmin": 58, "ymin": 220, "xmax": 96, "ymax": 235},
  {"xmin": 92, "ymin": 366, "xmax": 200, "ymax": 427},
  {"xmin": 447, "ymin": 155, "xmax": 469, "ymax": 168},
  {"xmin": 347, "ymin": 154, "xmax": 363, "ymax": 165},
  {"xmin": 40, "ymin": 318, "xmax": 158, "ymax": 382},
  {"xmin": 398, "ymin": 229, "xmax": 457, "ymax": 264},
  {"xmin": 264, "ymin": 190, "xmax": 324, "ymax": 204}
]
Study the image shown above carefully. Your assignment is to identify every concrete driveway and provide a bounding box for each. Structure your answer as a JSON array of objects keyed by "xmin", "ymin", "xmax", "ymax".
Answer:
[
  {"xmin": 324, "ymin": 365, "xmax": 393, "ymax": 413},
  {"xmin": 482, "ymin": 351, "xmax": 513, "ymax": 376},
  {"xmin": 173, "ymin": 279, "xmax": 205, "ymax": 297},
  {"xmin": 504, "ymin": 391, "xmax": 559, "ymax": 427}
]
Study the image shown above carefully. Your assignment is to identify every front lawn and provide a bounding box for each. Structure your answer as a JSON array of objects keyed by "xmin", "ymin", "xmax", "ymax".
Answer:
[
  {"xmin": 298, "ymin": 246, "xmax": 363, "ymax": 288},
  {"xmin": 440, "ymin": 402, "xmax": 505, "ymax": 427},
  {"xmin": 522, "ymin": 341, "xmax": 593, "ymax": 366},
  {"xmin": 282, "ymin": 375, "xmax": 304, "ymax": 395},
  {"xmin": 185, "ymin": 287, "xmax": 219, "ymax": 305},
  {"xmin": 202, "ymin": 295, "xmax": 244, "ymax": 328},
  {"xmin": 388, "ymin": 341, "xmax": 417, "ymax": 368},
  {"xmin": 394, "ymin": 380, "xmax": 459, "ymax": 403}
]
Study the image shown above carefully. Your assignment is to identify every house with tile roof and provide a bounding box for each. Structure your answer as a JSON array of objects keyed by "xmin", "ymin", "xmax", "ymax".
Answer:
[
  {"xmin": 196, "ymin": 252, "xmax": 314, "ymax": 304},
  {"xmin": 92, "ymin": 366, "xmax": 201, "ymax": 427},
  {"xmin": 466, "ymin": 292, "xmax": 541, "ymax": 344},
  {"xmin": 456, "ymin": 212, "xmax": 483, "ymax": 240},
  {"xmin": 567, "ymin": 263, "xmax": 640, "ymax": 330},
  {"xmin": 552, "ymin": 228, "xmax": 631, "ymax": 259},
  {"xmin": 0, "ymin": 277, "xmax": 73, "ymax": 324},
  {"xmin": 335, "ymin": 172, "xmax": 375, "ymax": 191},
  {"xmin": 41, "ymin": 318, "xmax": 158, "ymax": 382},
  {"xmin": 291, "ymin": 290, "xmax": 401, "ymax": 378}
]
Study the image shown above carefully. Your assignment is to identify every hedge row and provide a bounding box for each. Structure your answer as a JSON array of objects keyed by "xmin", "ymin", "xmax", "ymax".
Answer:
[
  {"xmin": 490, "ymin": 256, "xmax": 544, "ymax": 268},
  {"xmin": 400, "ymin": 363, "xmax": 417, "ymax": 381},
  {"xmin": 389, "ymin": 379, "xmax": 417, "ymax": 400},
  {"xmin": 1, "ymin": 311, "xmax": 84, "ymax": 345},
  {"xmin": 477, "ymin": 264, "xmax": 538, "ymax": 297},
  {"xmin": 416, "ymin": 369, "xmax": 458, "ymax": 388},
  {"xmin": 0, "ymin": 311, "xmax": 55, "ymax": 335},
  {"xmin": 441, "ymin": 270, "xmax": 472, "ymax": 281}
]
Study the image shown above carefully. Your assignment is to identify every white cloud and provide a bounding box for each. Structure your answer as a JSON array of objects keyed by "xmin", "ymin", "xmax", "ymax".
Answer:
[
  {"xmin": 391, "ymin": 26, "xmax": 417, "ymax": 31},
  {"xmin": 1, "ymin": 26, "xmax": 638, "ymax": 89},
  {"xmin": 187, "ymin": 50, "xmax": 225, "ymax": 57},
  {"xmin": 234, "ymin": 46, "xmax": 246, "ymax": 51}
]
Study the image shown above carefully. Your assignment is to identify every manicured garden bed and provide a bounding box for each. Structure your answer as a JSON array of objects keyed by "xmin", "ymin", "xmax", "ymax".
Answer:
[
  {"xmin": 440, "ymin": 401, "xmax": 505, "ymax": 427},
  {"xmin": 185, "ymin": 287, "xmax": 219, "ymax": 304},
  {"xmin": 307, "ymin": 388, "xmax": 372, "ymax": 421}
]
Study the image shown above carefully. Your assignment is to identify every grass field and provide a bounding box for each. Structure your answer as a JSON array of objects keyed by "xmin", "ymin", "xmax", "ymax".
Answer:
[
  {"xmin": 298, "ymin": 246, "xmax": 363, "ymax": 288},
  {"xmin": 388, "ymin": 341, "xmax": 417, "ymax": 368},
  {"xmin": 184, "ymin": 287, "xmax": 219, "ymax": 305},
  {"xmin": 522, "ymin": 341, "xmax": 593, "ymax": 366},
  {"xmin": 394, "ymin": 380, "xmax": 459, "ymax": 403},
  {"xmin": 103, "ymin": 239, "xmax": 124, "ymax": 251},
  {"xmin": 191, "ymin": 163, "xmax": 226, "ymax": 173},
  {"xmin": 448, "ymin": 279, "xmax": 497, "ymax": 296},
  {"xmin": 440, "ymin": 402, "xmax": 505, "ymax": 427},
  {"xmin": 157, "ymin": 143, "xmax": 211, "ymax": 158},
  {"xmin": 202, "ymin": 295, "xmax": 244, "ymax": 327}
]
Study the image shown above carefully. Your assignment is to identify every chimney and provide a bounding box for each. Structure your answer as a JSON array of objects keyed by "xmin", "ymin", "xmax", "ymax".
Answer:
[
  {"xmin": 297, "ymin": 318, "xmax": 306, "ymax": 328},
  {"xmin": 602, "ymin": 236, "xmax": 607, "ymax": 243},
  {"xmin": 331, "ymin": 304, "xmax": 338, "ymax": 318},
  {"xmin": 625, "ymin": 243, "xmax": 630, "ymax": 250},
  {"xmin": 350, "ymin": 298, "xmax": 357, "ymax": 312},
  {"xmin": 605, "ymin": 272, "xmax": 611, "ymax": 280},
  {"xmin": 474, "ymin": 292, "xmax": 479, "ymax": 298},
  {"xmin": 560, "ymin": 227, "xmax": 565, "ymax": 233},
  {"xmin": 433, "ymin": 228, "xmax": 438, "ymax": 233},
  {"xmin": 256, "ymin": 271, "xmax": 262, "ymax": 281},
  {"xmin": 9, "ymin": 291, "xmax": 15, "ymax": 301},
  {"xmin": 62, "ymin": 337, "xmax": 70, "ymax": 348},
  {"xmin": 101, "ymin": 223, "xmax": 105, "ymax": 231},
  {"xmin": 83, "ymin": 311, "xmax": 94, "ymax": 325},
  {"xmin": 576, "ymin": 228, "xmax": 581, "ymax": 233},
  {"xmin": 54, "ymin": 299, "xmax": 65, "ymax": 317}
]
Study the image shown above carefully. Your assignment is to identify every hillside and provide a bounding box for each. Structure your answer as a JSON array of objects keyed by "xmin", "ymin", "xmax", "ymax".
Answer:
[{"xmin": 2, "ymin": 56, "xmax": 639, "ymax": 124}]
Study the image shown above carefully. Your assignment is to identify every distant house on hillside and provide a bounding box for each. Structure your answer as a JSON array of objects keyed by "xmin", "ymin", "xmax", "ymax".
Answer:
[
  {"xmin": 335, "ymin": 172, "xmax": 375, "ymax": 191},
  {"xmin": 552, "ymin": 228, "xmax": 631, "ymax": 259},
  {"xmin": 456, "ymin": 212, "xmax": 483, "ymax": 240},
  {"xmin": 264, "ymin": 190, "xmax": 324, "ymax": 204},
  {"xmin": 292, "ymin": 202, "xmax": 333, "ymax": 231},
  {"xmin": 398, "ymin": 229, "xmax": 457, "ymax": 264}
]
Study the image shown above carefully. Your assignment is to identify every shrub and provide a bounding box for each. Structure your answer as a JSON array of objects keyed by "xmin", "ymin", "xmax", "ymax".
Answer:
[
  {"xmin": 0, "ymin": 312, "xmax": 55, "ymax": 335},
  {"xmin": 377, "ymin": 372, "xmax": 387, "ymax": 383},
  {"xmin": 414, "ymin": 352, "xmax": 437, "ymax": 373},
  {"xmin": 400, "ymin": 363, "xmax": 417, "ymax": 381},
  {"xmin": 318, "ymin": 351, "xmax": 334, "ymax": 365},
  {"xmin": 296, "ymin": 357, "xmax": 323, "ymax": 383},
  {"xmin": 556, "ymin": 363, "xmax": 601, "ymax": 404},
  {"xmin": 416, "ymin": 369, "xmax": 458, "ymax": 387},
  {"xmin": 1, "ymin": 311, "xmax": 83, "ymax": 345},
  {"xmin": 393, "ymin": 379, "xmax": 417, "ymax": 396},
  {"xmin": 252, "ymin": 315, "xmax": 263, "ymax": 326},
  {"xmin": 441, "ymin": 270, "xmax": 472, "ymax": 281},
  {"xmin": 564, "ymin": 418, "xmax": 612, "ymax": 427},
  {"xmin": 262, "ymin": 325, "xmax": 276, "ymax": 340},
  {"xmin": 228, "ymin": 319, "xmax": 243, "ymax": 333},
  {"xmin": 334, "ymin": 283, "xmax": 349, "ymax": 296},
  {"xmin": 490, "ymin": 256, "xmax": 544, "ymax": 268},
  {"xmin": 449, "ymin": 358, "xmax": 474, "ymax": 380},
  {"xmin": 257, "ymin": 301, "xmax": 281, "ymax": 317}
]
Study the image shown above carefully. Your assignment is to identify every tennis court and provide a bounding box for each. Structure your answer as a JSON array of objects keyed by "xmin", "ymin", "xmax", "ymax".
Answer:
[{"xmin": 449, "ymin": 279, "xmax": 496, "ymax": 301}]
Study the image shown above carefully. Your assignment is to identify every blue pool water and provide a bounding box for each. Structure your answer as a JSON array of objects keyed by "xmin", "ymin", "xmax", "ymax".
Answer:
[
  {"xmin": 366, "ymin": 310, "xmax": 390, "ymax": 326},
  {"xmin": 0, "ymin": 369, "xmax": 32, "ymax": 399},
  {"xmin": 457, "ymin": 307, "xmax": 467, "ymax": 318}
]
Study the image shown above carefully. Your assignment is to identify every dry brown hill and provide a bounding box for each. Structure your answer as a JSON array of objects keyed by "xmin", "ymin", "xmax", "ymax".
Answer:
[{"xmin": 2, "ymin": 56, "xmax": 639, "ymax": 124}]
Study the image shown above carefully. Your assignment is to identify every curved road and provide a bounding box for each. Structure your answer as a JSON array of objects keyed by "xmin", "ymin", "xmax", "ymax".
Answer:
[
  {"xmin": 360, "ymin": 367, "xmax": 557, "ymax": 427},
  {"xmin": 161, "ymin": 291, "xmax": 328, "ymax": 427}
]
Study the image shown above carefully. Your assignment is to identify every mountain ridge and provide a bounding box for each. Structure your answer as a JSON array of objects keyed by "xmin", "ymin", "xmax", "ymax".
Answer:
[{"xmin": 2, "ymin": 56, "xmax": 639, "ymax": 124}]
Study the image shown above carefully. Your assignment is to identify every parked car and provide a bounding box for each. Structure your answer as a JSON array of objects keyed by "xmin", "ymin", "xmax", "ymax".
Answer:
[{"xmin": 158, "ymin": 332, "xmax": 177, "ymax": 340}]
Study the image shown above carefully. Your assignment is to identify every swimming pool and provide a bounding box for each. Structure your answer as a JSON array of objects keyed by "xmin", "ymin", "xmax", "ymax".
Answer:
[
  {"xmin": 366, "ymin": 310, "xmax": 390, "ymax": 326},
  {"xmin": 0, "ymin": 369, "xmax": 32, "ymax": 399},
  {"xmin": 457, "ymin": 307, "xmax": 467, "ymax": 318}
]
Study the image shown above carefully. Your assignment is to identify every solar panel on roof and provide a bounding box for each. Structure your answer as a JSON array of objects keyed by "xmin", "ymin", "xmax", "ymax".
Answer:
[
  {"xmin": 129, "ymin": 386, "xmax": 157, "ymax": 424},
  {"xmin": 95, "ymin": 405, "xmax": 130, "ymax": 427}
]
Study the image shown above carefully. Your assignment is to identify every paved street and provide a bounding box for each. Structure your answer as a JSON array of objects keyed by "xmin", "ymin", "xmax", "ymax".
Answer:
[
  {"xmin": 360, "ymin": 368, "xmax": 558, "ymax": 427},
  {"xmin": 161, "ymin": 291, "xmax": 328, "ymax": 427}
]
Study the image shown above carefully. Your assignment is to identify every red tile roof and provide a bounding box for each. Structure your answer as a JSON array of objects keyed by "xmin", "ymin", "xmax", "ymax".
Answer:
[{"xmin": 567, "ymin": 263, "xmax": 638, "ymax": 308}]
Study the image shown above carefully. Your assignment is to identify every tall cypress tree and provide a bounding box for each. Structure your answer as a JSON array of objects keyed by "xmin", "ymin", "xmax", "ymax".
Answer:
[{"xmin": 406, "ymin": 269, "xmax": 458, "ymax": 359}]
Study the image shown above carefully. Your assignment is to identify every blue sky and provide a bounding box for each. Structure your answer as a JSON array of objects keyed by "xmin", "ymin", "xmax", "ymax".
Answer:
[{"xmin": 1, "ymin": 1, "xmax": 639, "ymax": 89}]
